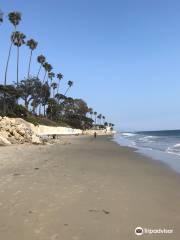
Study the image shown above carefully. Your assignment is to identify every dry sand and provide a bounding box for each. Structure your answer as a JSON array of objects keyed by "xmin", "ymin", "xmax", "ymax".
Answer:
[{"xmin": 0, "ymin": 135, "xmax": 180, "ymax": 240}]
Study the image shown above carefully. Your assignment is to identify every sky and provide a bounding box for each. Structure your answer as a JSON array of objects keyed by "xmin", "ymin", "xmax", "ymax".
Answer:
[{"xmin": 1, "ymin": 0, "xmax": 180, "ymax": 131}]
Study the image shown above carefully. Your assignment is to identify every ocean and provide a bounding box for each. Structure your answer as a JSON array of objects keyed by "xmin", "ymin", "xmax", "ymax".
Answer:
[{"xmin": 114, "ymin": 130, "xmax": 180, "ymax": 174}]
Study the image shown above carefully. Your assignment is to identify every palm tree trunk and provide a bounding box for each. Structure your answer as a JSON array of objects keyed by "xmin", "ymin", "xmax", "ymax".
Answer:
[
  {"xmin": 25, "ymin": 99, "xmax": 28, "ymax": 109},
  {"xmin": 3, "ymin": 42, "xmax": 13, "ymax": 115},
  {"xmin": 38, "ymin": 71, "xmax": 47, "ymax": 116},
  {"xmin": 27, "ymin": 50, "xmax": 32, "ymax": 78},
  {"xmin": 44, "ymin": 105, "xmax": 46, "ymax": 116},
  {"xmin": 32, "ymin": 101, "xmax": 36, "ymax": 114},
  {"xmin": 37, "ymin": 64, "xmax": 42, "ymax": 78},
  {"xmin": 43, "ymin": 71, "xmax": 47, "ymax": 83},
  {"xmin": 39, "ymin": 104, "xmax": 41, "ymax": 115},
  {"xmin": 57, "ymin": 80, "xmax": 60, "ymax": 94},
  {"xmin": 4, "ymin": 24, "xmax": 16, "ymax": 85},
  {"xmin": 64, "ymin": 87, "xmax": 70, "ymax": 96},
  {"xmin": 16, "ymin": 46, "xmax": 20, "ymax": 105},
  {"xmin": 17, "ymin": 46, "xmax": 19, "ymax": 85},
  {"xmin": 4, "ymin": 42, "xmax": 13, "ymax": 86}
]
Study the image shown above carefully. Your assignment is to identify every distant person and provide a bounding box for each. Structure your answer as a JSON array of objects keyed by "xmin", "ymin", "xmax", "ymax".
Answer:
[{"xmin": 94, "ymin": 132, "xmax": 97, "ymax": 138}]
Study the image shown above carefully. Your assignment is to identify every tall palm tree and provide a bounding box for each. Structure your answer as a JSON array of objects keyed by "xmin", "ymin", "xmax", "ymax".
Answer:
[
  {"xmin": 104, "ymin": 122, "xmax": 108, "ymax": 127},
  {"xmin": 48, "ymin": 72, "xmax": 55, "ymax": 84},
  {"xmin": 42, "ymin": 62, "xmax": 49, "ymax": 83},
  {"xmin": 102, "ymin": 116, "xmax": 105, "ymax": 124},
  {"xmin": 94, "ymin": 111, "xmax": 97, "ymax": 125},
  {"xmin": 45, "ymin": 64, "xmax": 53, "ymax": 82},
  {"xmin": 51, "ymin": 82, "xmax": 57, "ymax": 98},
  {"xmin": 11, "ymin": 31, "xmax": 26, "ymax": 84},
  {"xmin": 57, "ymin": 73, "xmax": 64, "ymax": 93},
  {"xmin": 88, "ymin": 108, "xmax": 93, "ymax": 119},
  {"xmin": 42, "ymin": 62, "xmax": 52, "ymax": 83},
  {"xmin": 48, "ymin": 72, "xmax": 55, "ymax": 96},
  {"xmin": 37, "ymin": 55, "xmax": 46, "ymax": 78},
  {"xmin": 27, "ymin": 38, "xmax": 38, "ymax": 78},
  {"xmin": 64, "ymin": 80, "xmax": 73, "ymax": 96},
  {"xmin": 8, "ymin": 12, "xmax": 21, "ymax": 28},
  {"xmin": 0, "ymin": 9, "xmax": 3, "ymax": 23},
  {"xmin": 97, "ymin": 114, "xmax": 102, "ymax": 125},
  {"xmin": 4, "ymin": 12, "xmax": 21, "ymax": 86},
  {"xmin": 39, "ymin": 62, "xmax": 51, "ymax": 115},
  {"xmin": 99, "ymin": 114, "xmax": 102, "ymax": 125}
]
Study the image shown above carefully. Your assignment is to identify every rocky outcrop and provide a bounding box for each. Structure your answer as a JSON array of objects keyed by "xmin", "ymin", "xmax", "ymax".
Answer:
[
  {"xmin": 0, "ymin": 117, "xmax": 41, "ymax": 145},
  {"xmin": 0, "ymin": 135, "xmax": 11, "ymax": 146}
]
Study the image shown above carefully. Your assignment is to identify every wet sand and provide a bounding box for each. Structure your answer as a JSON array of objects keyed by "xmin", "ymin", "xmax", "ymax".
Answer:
[{"xmin": 0, "ymin": 135, "xmax": 180, "ymax": 239}]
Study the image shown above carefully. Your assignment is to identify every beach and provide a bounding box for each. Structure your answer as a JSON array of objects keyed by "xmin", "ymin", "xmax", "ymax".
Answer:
[{"xmin": 0, "ymin": 135, "xmax": 180, "ymax": 239}]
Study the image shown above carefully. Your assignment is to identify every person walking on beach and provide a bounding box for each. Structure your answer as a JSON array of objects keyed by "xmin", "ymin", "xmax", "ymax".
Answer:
[{"xmin": 94, "ymin": 132, "xmax": 97, "ymax": 138}]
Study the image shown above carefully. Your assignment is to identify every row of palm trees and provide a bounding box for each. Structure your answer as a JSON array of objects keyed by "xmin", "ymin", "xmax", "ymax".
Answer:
[
  {"xmin": 88, "ymin": 108, "xmax": 105, "ymax": 125},
  {"xmin": 1, "ymin": 11, "xmax": 73, "ymax": 110},
  {"xmin": 0, "ymin": 9, "xmax": 114, "ymax": 129},
  {"xmin": 88, "ymin": 108, "xmax": 114, "ymax": 127}
]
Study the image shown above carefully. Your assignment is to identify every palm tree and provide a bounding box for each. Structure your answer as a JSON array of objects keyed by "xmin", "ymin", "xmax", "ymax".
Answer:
[
  {"xmin": 48, "ymin": 72, "xmax": 55, "ymax": 84},
  {"xmin": 104, "ymin": 122, "xmax": 108, "ymax": 127},
  {"xmin": 64, "ymin": 80, "xmax": 73, "ymax": 96},
  {"xmin": 39, "ymin": 62, "xmax": 51, "ymax": 114},
  {"xmin": 48, "ymin": 72, "xmax": 55, "ymax": 96},
  {"xmin": 4, "ymin": 12, "xmax": 21, "ymax": 86},
  {"xmin": 46, "ymin": 64, "xmax": 53, "ymax": 82},
  {"xmin": 55, "ymin": 93, "xmax": 66, "ymax": 103},
  {"xmin": 37, "ymin": 55, "xmax": 46, "ymax": 78},
  {"xmin": 94, "ymin": 111, "xmax": 97, "ymax": 125},
  {"xmin": 97, "ymin": 114, "xmax": 102, "ymax": 125},
  {"xmin": 42, "ymin": 62, "xmax": 49, "ymax": 83},
  {"xmin": 102, "ymin": 116, "xmax": 105, "ymax": 124},
  {"xmin": 57, "ymin": 73, "xmax": 64, "ymax": 93},
  {"xmin": 88, "ymin": 108, "xmax": 93, "ymax": 119},
  {"xmin": 42, "ymin": 62, "xmax": 52, "ymax": 83},
  {"xmin": 99, "ymin": 114, "xmax": 102, "ymax": 125},
  {"xmin": 27, "ymin": 39, "xmax": 38, "ymax": 78},
  {"xmin": 51, "ymin": 82, "xmax": 57, "ymax": 97},
  {"xmin": 0, "ymin": 9, "xmax": 3, "ymax": 23},
  {"xmin": 8, "ymin": 12, "xmax": 21, "ymax": 28},
  {"xmin": 11, "ymin": 31, "xmax": 26, "ymax": 84}
]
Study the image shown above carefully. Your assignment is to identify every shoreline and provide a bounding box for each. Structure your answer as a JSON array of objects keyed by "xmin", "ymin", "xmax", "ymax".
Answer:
[
  {"xmin": 113, "ymin": 134, "xmax": 180, "ymax": 175},
  {"xmin": 0, "ymin": 135, "xmax": 180, "ymax": 239}
]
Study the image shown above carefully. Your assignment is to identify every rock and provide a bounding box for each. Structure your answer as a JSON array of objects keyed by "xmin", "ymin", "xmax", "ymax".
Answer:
[
  {"xmin": 0, "ymin": 117, "xmax": 41, "ymax": 145},
  {"xmin": 31, "ymin": 135, "xmax": 41, "ymax": 144},
  {"xmin": 13, "ymin": 130, "xmax": 22, "ymax": 141},
  {"xmin": 9, "ymin": 126, "xmax": 16, "ymax": 135},
  {"xmin": 0, "ymin": 131, "xmax": 10, "ymax": 139},
  {"xmin": 0, "ymin": 135, "xmax": 11, "ymax": 146},
  {"xmin": 16, "ymin": 126, "xmax": 26, "ymax": 136}
]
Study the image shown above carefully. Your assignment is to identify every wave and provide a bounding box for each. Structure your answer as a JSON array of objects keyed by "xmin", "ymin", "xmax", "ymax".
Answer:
[
  {"xmin": 121, "ymin": 132, "xmax": 137, "ymax": 137},
  {"xmin": 166, "ymin": 143, "xmax": 180, "ymax": 156},
  {"xmin": 119, "ymin": 130, "xmax": 180, "ymax": 157},
  {"xmin": 138, "ymin": 136, "xmax": 158, "ymax": 143},
  {"xmin": 174, "ymin": 143, "xmax": 180, "ymax": 147}
]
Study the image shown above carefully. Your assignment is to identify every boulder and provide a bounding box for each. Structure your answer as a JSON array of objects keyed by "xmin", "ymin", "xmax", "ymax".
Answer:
[
  {"xmin": 0, "ymin": 135, "xmax": 11, "ymax": 146},
  {"xmin": 31, "ymin": 135, "xmax": 41, "ymax": 144},
  {"xmin": 0, "ymin": 131, "xmax": 10, "ymax": 139}
]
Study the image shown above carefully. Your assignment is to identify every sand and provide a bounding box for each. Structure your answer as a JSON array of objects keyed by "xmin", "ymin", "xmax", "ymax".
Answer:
[{"xmin": 0, "ymin": 135, "xmax": 180, "ymax": 240}]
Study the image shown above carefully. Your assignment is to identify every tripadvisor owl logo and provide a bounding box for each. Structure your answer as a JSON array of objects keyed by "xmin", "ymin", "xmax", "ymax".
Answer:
[{"xmin": 135, "ymin": 227, "xmax": 143, "ymax": 236}]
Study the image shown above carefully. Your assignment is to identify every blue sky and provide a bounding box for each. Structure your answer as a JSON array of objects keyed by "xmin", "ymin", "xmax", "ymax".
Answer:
[{"xmin": 1, "ymin": 0, "xmax": 180, "ymax": 131}]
